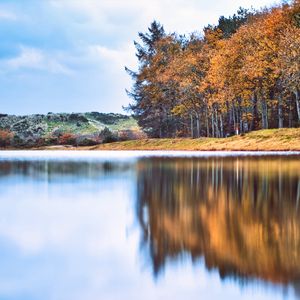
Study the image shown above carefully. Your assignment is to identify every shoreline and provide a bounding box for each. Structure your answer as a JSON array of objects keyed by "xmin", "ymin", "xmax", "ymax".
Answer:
[
  {"xmin": 0, "ymin": 150, "xmax": 300, "ymax": 162},
  {"xmin": 1, "ymin": 147, "xmax": 300, "ymax": 152},
  {"xmin": 1, "ymin": 129, "xmax": 300, "ymax": 152}
]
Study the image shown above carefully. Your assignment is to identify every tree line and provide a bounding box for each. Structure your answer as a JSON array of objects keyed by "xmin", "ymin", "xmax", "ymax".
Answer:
[{"xmin": 126, "ymin": 1, "xmax": 300, "ymax": 138}]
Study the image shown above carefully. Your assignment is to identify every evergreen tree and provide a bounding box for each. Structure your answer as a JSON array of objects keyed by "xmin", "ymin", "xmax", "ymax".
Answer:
[{"xmin": 216, "ymin": 7, "xmax": 255, "ymax": 38}]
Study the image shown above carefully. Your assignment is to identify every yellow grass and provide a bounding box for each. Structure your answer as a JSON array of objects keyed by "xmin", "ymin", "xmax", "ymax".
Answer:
[
  {"xmin": 90, "ymin": 128, "xmax": 300, "ymax": 151},
  {"xmin": 7, "ymin": 128, "xmax": 297, "ymax": 151}
]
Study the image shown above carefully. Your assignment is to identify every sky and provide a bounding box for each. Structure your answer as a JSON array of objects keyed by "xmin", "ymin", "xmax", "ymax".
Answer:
[{"xmin": 0, "ymin": 0, "xmax": 280, "ymax": 115}]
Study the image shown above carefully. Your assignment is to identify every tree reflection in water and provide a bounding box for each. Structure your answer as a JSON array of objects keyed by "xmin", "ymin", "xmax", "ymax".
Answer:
[
  {"xmin": 0, "ymin": 160, "xmax": 132, "ymax": 180},
  {"xmin": 136, "ymin": 156, "xmax": 300, "ymax": 287}
]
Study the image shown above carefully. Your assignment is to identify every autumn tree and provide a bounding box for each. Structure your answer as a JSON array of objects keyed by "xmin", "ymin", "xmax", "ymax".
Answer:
[{"xmin": 127, "ymin": 3, "xmax": 300, "ymax": 138}]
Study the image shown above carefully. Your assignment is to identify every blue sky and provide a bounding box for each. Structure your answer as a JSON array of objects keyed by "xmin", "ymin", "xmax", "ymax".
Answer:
[{"xmin": 0, "ymin": 0, "xmax": 279, "ymax": 115}]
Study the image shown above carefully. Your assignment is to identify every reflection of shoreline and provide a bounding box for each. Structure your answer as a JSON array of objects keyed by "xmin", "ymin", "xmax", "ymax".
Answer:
[
  {"xmin": 136, "ymin": 157, "xmax": 300, "ymax": 287},
  {"xmin": 0, "ymin": 160, "xmax": 133, "ymax": 180}
]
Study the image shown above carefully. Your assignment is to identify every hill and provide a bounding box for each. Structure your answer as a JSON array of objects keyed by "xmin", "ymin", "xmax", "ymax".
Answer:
[{"xmin": 0, "ymin": 112, "xmax": 140, "ymax": 147}]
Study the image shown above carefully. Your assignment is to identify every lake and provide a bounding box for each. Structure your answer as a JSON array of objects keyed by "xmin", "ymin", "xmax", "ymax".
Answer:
[{"xmin": 0, "ymin": 151, "xmax": 300, "ymax": 300}]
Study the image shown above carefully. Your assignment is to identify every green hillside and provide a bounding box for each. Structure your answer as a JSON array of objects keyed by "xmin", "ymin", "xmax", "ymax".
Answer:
[{"xmin": 0, "ymin": 112, "xmax": 140, "ymax": 147}]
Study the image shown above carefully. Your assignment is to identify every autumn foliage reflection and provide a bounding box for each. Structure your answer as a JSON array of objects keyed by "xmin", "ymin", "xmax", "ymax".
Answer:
[{"xmin": 136, "ymin": 157, "xmax": 300, "ymax": 284}]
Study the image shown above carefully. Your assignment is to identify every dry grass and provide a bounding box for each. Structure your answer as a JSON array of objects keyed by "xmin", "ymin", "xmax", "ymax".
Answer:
[
  {"xmin": 91, "ymin": 128, "xmax": 300, "ymax": 151},
  {"xmin": 4, "ymin": 128, "xmax": 299, "ymax": 151}
]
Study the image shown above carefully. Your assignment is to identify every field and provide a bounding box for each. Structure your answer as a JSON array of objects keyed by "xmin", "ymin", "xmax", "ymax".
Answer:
[{"xmin": 90, "ymin": 129, "xmax": 300, "ymax": 151}]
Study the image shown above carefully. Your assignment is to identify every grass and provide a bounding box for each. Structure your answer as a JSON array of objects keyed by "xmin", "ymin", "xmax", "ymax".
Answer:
[
  {"xmin": 108, "ymin": 118, "xmax": 139, "ymax": 131},
  {"xmin": 43, "ymin": 116, "xmax": 138, "ymax": 136},
  {"xmin": 90, "ymin": 128, "xmax": 300, "ymax": 151},
  {"xmin": 45, "ymin": 121, "xmax": 99, "ymax": 135}
]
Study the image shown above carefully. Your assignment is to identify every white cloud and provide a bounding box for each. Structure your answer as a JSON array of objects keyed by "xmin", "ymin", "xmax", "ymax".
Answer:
[
  {"xmin": 0, "ymin": 9, "xmax": 17, "ymax": 21},
  {"xmin": 88, "ymin": 43, "xmax": 136, "ymax": 70},
  {"xmin": 0, "ymin": 0, "xmax": 282, "ymax": 114},
  {"xmin": 48, "ymin": 0, "xmax": 279, "ymax": 35},
  {"xmin": 6, "ymin": 46, "xmax": 73, "ymax": 75},
  {"xmin": 8, "ymin": 47, "xmax": 43, "ymax": 69}
]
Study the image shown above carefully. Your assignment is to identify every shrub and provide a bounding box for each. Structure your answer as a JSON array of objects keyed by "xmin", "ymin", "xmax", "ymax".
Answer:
[
  {"xmin": 45, "ymin": 137, "xmax": 59, "ymax": 146},
  {"xmin": 77, "ymin": 138, "xmax": 99, "ymax": 146},
  {"xmin": 68, "ymin": 113, "xmax": 88, "ymax": 123},
  {"xmin": 0, "ymin": 130, "xmax": 13, "ymax": 147},
  {"xmin": 36, "ymin": 138, "xmax": 47, "ymax": 147},
  {"xmin": 11, "ymin": 135, "xmax": 25, "ymax": 147},
  {"xmin": 118, "ymin": 129, "xmax": 147, "ymax": 141},
  {"xmin": 99, "ymin": 127, "xmax": 118, "ymax": 143},
  {"xmin": 58, "ymin": 133, "xmax": 77, "ymax": 145}
]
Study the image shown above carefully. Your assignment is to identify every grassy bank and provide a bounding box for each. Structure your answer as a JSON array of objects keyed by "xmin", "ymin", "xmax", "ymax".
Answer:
[
  {"xmin": 91, "ymin": 129, "xmax": 300, "ymax": 151},
  {"xmin": 2, "ymin": 128, "xmax": 300, "ymax": 151}
]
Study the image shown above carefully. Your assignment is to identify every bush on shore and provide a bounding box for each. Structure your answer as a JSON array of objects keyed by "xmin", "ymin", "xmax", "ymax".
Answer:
[
  {"xmin": 0, "ymin": 130, "xmax": 14, "ymax": 147},
  {"xmin": 0, "ymin": 127, "xmax": 145, "ymax": 148}
]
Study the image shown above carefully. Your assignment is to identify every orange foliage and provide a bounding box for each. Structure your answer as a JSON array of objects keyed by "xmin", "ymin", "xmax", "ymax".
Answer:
[
  {"xmin": 0, "ymin": 129, "xmax": 14, "ymax": 147},
  {"xmin": 128, "ymin": 2, "xmax": 300, "ymax": 138},
  {"xmin": 58, "ymin": 133, "xmax": 77, "ymax": 145}
]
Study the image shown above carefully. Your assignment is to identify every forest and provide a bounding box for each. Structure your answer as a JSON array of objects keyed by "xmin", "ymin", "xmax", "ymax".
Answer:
[{"xmin": 126, "ymin": 0, "xmax": 300, "ymax": 138}]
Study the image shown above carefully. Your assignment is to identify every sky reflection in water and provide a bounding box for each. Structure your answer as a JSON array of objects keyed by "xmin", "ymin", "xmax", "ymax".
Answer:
[{"xmin": 0, "ymin": 153, "xmax": 299, "ymax": 300}]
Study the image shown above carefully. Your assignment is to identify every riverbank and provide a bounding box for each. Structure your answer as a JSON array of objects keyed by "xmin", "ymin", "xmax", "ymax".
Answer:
[
  {"xmin": 1, "ymin": 128, "xmax": 300, "ymax": 151},
  {"xmin": 47, "ymin": 128, "xmax": 300, "ymax": 151}
]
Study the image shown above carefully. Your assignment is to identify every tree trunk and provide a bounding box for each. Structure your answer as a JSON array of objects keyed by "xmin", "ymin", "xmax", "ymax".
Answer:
[
  {"xmin": 239, "ymin": 109, "xmax": 244, "ymax": 134},
  {"xmin": 295, "ymin": 89, "xmax": 300, "ymax": 123},
  {"xmin": 251, "ymin": 93, "xmax": 259, "ymax": 131},
  {"xmin": 220, "ymin": 114, "xmax": 224, "ymax": 138},
  {"xmin": 232, "ymin": 103, "xmax": 236, "ymax": 134},
  {"xmin": 211, "ymin": 110, "xmax": 215, "ymax": 138},
  {"xmin": 196, "ymin": 113, "xmax": 201, "ymax": 138},
  {"xmin": 205, "ymin": 105, "xmax": 210, "ymax": 137},
  {"xmin": 226, "ymin": 101, "xmax": 231, "ymax": 136},
  {"xmin": 190, "ymin": 114, "xmax": 194, "ymax": 138},
  {"xmin": 289, "ymin": 98, "xmax": 293, "ymax": 128},
  {"xmin": 261, "ymin": 99, "xmax": 269, "ymax": 129},
  {"xmin": 278, "ymin": 95, "xmax": 284, "ymax": 128},
  {"xmin": 215, "ymin": 108, "xmax": 220, "ymax": 138}
]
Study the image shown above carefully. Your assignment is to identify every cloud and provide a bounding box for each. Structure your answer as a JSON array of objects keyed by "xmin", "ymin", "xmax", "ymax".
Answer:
[
  {"xmin": 7, "ymin": 46, "xmax": 43, "ymax": 69},
  {"xmin": 5, "ymin": 46, "xmax": 73, "ymax": 75},
  {"xmin": 0, "ymin": 9, "xmax": 17, "ymax": 21},
  {"xmin": 0, "ymin": 0, "xmax": 280, "ymax": 114},
  {"xmin": 88, "ymin": 43, "xmax": 136, "ymax": 70},
  {"xmin": 48, "ymin": 0, "xmax": 279, "ymax": 35}
]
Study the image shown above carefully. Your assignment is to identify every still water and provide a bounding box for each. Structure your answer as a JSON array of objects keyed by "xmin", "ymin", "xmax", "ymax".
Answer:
[{"xmin": 0, "ymin": 151, "xmax": 300, "ymax": 300}]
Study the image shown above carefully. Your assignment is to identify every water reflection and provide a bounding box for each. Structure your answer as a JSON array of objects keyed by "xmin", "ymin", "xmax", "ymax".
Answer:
[
  {"xmin": 0, "ymin": 158, "xmax": 138, "ymax": 300},
  {"xmin": 0, "ymin": 154, "xmax": 300, "ymax": 300},
  {"xmin": 0, "ymin": 160, "xmax": 132, "ymax": 179},
  {"xmin": 136, "ymin": 157, "xmax": 300, "ymax": 287}
]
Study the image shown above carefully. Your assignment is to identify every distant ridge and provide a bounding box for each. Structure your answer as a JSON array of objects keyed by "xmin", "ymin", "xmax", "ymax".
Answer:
[{"xmin": 0, "ymin": 112, "xmax": 140, "ymax": 147}]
